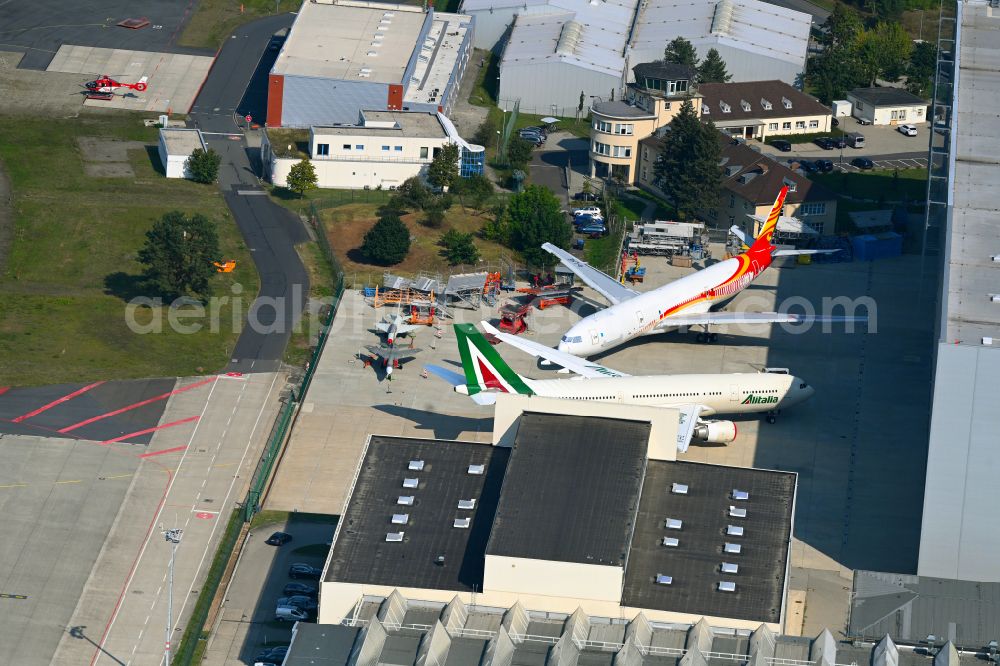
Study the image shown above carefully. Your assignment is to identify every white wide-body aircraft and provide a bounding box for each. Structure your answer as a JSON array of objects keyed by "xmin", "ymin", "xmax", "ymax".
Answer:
[
  {"xmin": 426, "ymin": 323, "xmax": 814, "ymax": 452},
  {"xmin": 548, "ymin": 186, "xmax": 845, "ymax": 357}
]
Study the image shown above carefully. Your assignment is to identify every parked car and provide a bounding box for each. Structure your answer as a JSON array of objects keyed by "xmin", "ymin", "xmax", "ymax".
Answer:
[
  {"xmin": 572, "ymin": 206, "xmax": 601, "ymax": 217},
  {"xmin": 573, "ymin": 213, "xmax": 603, "ymax": 227},
  {"xmin": 815, "ymin": 159, "xmax": 834, "ymax": 173},
  {"xmin": 256, "ymin": 646, "xmax": 290, "ymax": 662},
  {"xmin": 813, "ymin": 137, "xmax": 835, "ymax": 150},
  {"xmin": 795, "ymin": 159, "xmax": 816, "ymax": 173},
  {"xmin": 288, "ymin": 563, "xmax": 322, "ymax": 580},
  {"xmin": 275, "ymin": 605, "xmax": 309, "ymax": 622},
  {"xmin": 277, "ymin": 595, "xmax": 318, "ymax": 612},
  {"xmin": 897, "ymin": 124, "xmax": 918, "ymax": 136},
  {"xmin": 830, "ymin": 135, "xmax": 847, "ymax": 149},
  {"xmin": 769, "ymin": 139, "xmax": 792, "ymax": 152},
  {"xmin": 846, "ymin": 132, "xmax": 865, "ymax": 148},
  {"xmin": 265, "ymin": 531, "xmax": 292, "ymax": 546},
  {"xmin": 518, "ymin": 129, "xmax": 544, "ymax": 141},
  {"xmin": 572, "ymin": 191, "xmax": 601, "ymax": 202},
  {"xmin": 578, "ymin": 223, "xmax": 608, "ymax": 237},
  {"xmin": 282, "ymin": 582, "xmax": 317, "ymax": 597},
  {"xmin": 857, "ymin": 117, "xmax": 872, "ymax": 126},
  {"xmin": 523, "ymin": 125, "xmax": 548, "ymax": 137},
  {"xmin": 831, "ymin": 117, "xmax": 840, "ymax": 127},
  {"xmin": 851, "ymin": 157, "xmax": 875, "ymax": 170}
]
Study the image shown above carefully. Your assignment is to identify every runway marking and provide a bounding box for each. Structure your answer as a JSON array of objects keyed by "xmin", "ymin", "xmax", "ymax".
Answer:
[
  {"xmin": 11, "ymin": 381, "xmax": 105, "ymax": 422},
  {"xmin": 60, "ymin": 377, "xmax": 216, "ymax": 434},
  {"xmin": 138, "ymin": 445, "xmax": 188, "ymax": 459},
  {"xmin": 100, "ymin": 415, "xmax": 200, "ymax": 445},
  {"xmin": 0, "ymin": 483, "xmax": 27, "ymax": 489},
  {"xmin": 55, "ymin": 479, "xmax": 82, "ymax": 485}
]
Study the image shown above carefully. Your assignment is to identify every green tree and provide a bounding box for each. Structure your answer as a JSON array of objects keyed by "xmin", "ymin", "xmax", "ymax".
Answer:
[
  {"xmin": 454, "ymin": 173, "xmax": 495, "ymax": 210},
  {"xmin": 507, "ymin": 136, "xmax": 534, "ymax": 168},
  {"xmin": 428, "ymin": 142, "xmax": 460, "ymax": 191},
  {"xmin": 395, "ymin": 176, "xmax": 432, "ymax": 210},
  {"xmin": 286, "ymin": 158, "xmax": 318, "ymax": 197},
  {"xmin": 361, "ymin": 214, "xmax": 411, "ymax": 265},
  {"xmin": 906, "ymin": 41, "xmax": 937, "ymax": 96},
  {"xmin": 865, "ymin": 0, "xmax": 905, "ymax": 21},
  {"xmin": 422, "ymin": 204, "xmax": 446, "ymax": 228},
  {"xmin": 185, "ymin": 148, "xmax": 221, "ymax": 184},
  {"xmin": 663, "ymin": 37, "xmax": 698, "ymax": 67},
  {"xmin": 856, "ymin": 22, "xmax": 912, "ymax": 86},
  {"xmin": 138, "ymin": 211, "xmax": 221, "ymax": 299},
  {"xmin": 652, "ymin": 100, "xmax": 722, "ymax": 220},
  {"xmin": 472, "ymin": 114, "xmax": 499, "ymax": 147},
  {"xmin": 440, "ymin": 229, "xmax": 480, "ymax": 265},
  {"xmin": 817, "ymin": 4, "xmax": 863, "ymax": 49},
  {"xmin": 482, "ymin": 205, "xmax": 512, "ymax": 245},
  {"xmin": 578, "ymin": 90, "xmax": 585, "ymax": 113},
  {"xmin": 505, "ymin": 185, "xmax": 571, "ymax": 266},
  {"xmin": 697, "ymin": 48, "xmax": 731, "ymax": 83}
]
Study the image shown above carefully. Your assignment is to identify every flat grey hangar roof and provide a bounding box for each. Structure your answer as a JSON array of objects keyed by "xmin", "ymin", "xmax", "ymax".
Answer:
[
  {"xmin": 325, "ymin": 436, "xmax": 510, "ymax": 590},
  {"xmin": 313, "ymin": 111, "xmax": 447, "ymax": 138},
  {"xmin": 285, "ymin": 623, "xmax": 361, "ymax": 665},
  {"xmin": 623, "ymin": 461, "xmax": 796, "ymax": 622},
  {"xmin": 487, "ymin": 413, "xmax": 650, "ymax": 567},
  {"xmin": 847, "ymin": 87, "xmax": 927, "ymax": 107}
]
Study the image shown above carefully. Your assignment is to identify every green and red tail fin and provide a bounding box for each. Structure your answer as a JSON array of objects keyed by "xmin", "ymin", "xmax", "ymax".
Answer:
[
  {"xmin": 750, "ymin": 185, "xmax": 789, "ymax": 252},
  {"xmin": 454, "ymin": 324, "xmax": 533, "ymax": 396}
]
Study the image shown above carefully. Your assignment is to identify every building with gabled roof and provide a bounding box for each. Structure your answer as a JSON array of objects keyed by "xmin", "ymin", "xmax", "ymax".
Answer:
[{"xmin": 697, "ymin": 81, "xmax": 832, "ymax": 140}]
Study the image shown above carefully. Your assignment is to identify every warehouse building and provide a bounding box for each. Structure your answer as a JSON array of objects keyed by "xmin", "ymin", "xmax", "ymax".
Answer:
[
  {"xmin": 319, "ymin": 396, "xmax": 797, "ymax": 630},
  {"xmin": 473, "ymin": 0, "xmax": 811, "ymax": 114},
  {"xmin": 266, "ymin": 0, "xmax": 474, "ymax": 128},
  {"xmin": 262, "ymin": 110, "xmax": 484, "ymax": 189}
]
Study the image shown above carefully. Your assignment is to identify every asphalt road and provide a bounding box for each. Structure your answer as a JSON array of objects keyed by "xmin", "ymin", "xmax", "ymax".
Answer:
[
  {"xmin": 189, "ymin": 14, "xmax": 309, "ymax": 373},
  {"xmin": 0, "ymin": 0, "xmax": 210, "ymax": 69}
]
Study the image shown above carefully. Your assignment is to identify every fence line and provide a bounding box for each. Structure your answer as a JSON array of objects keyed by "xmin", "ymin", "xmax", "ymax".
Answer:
[{"xmin": 174, "ymin": 203, "xmax": 347, "ymax": 666}]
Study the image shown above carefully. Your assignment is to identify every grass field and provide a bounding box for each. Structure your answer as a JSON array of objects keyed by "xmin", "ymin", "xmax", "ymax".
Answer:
[
  {"xmin": 178, "ymin": 0, "xmax": 283, "ymax": 49},
  {"xmin": 0, "ymin": 114, "xmax": 258, "ymax": 386}
]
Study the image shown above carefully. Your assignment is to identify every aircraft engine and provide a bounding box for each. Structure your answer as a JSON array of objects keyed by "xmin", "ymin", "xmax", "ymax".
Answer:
[{"xmin": 693, "ymin": 420, "xmax": 738, "ymax": 444}]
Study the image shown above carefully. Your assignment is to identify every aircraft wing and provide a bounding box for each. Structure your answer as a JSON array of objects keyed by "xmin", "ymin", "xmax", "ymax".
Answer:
[
  {"xmin": 660, "ymin": 312, "xmax": 867, "ymax": 327},
  {"xmin": 675, "ymin": 404, "xmax": 704, "ymax": 453},
  {"xmin": 541, "ymin": 243, "xmax": 638, "ymax": 306},
  {"xmin": 366, "ymin": 345, "xmax": 422, "ymax": 361},
  {"xmin": 481, "ymin": 322, "xmax": 630, "ymax": 378},
  {"xmin": 772, "ymin": 249, "xmax": 840, "ymax": 256}
]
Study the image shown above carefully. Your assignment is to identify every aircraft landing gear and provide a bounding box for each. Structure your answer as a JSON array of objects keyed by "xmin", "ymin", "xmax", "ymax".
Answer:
[
  {"xmin": 695, "ymin": 332, "xmax": 719, "ymax": 344},
  {"xmin": 765, "ymin": 410, "xmax": 778, "ymax": 424}
]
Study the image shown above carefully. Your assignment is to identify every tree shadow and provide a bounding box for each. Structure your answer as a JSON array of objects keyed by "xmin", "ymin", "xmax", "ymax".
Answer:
[
  {"xmin": 144, "ymin": 145, "xmax": 166, "ymax": 176},
  {"xmin": 270, "ymin": 187, "xmax": 300, "ymax": 201},
  {"xmin": 103, "ymin": 272, "xmax": 150, "ymax": 302},
  {"xmin": 346, "ymin": 248, "xmax": 369, "ymax": 264}
]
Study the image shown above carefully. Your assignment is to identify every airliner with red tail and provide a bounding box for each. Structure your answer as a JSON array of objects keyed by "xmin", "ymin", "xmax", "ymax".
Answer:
[{"xmin": 549, "ymin": 186, "xmax": 848, "ymax": 357}]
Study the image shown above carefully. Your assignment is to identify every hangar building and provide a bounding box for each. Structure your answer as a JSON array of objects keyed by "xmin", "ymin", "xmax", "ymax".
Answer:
[
  {"xmin": 319, "ymin": 397, "xmax": 797, "ymax": 631},
  {"xmin": 266, "ymin": 0, "xmax": 474, "ymax": 128}
]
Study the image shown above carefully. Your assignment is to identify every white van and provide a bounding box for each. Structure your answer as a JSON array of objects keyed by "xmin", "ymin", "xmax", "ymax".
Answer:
[{"xmin": 275, "ymin": 605, "xmax": 309, "ymax": 622}]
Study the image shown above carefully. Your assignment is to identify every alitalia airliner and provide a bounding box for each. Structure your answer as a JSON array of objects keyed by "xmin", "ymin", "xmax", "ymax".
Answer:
[
  {"xmin": 426, "ymin": 324, "xmax": 814, "ymax": 452},
  {"xmin": 548, "ymin": 186, "xmax": 848, "ymax": 357}
]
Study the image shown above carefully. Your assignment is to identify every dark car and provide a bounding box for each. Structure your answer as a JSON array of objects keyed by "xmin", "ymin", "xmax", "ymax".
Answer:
[
  {"xmin": 815, "ymin": 159, "xmax": 834, "ymax": 172},
  {"xmin": 288, "ymin": 563, "xmax": 322, "ymax": 580},
  {"xmin": 573, "ymin": 191, "xmax": 600, "ymax": 202},
  {"xmin": 282, "ymin": 582, "xmax": 317, "ymax": 597},
  {"xmin": 813, "ymin": 137, "xmax": 835, "ymax": 150},
  {"xmin": 831, "ymin": 117, "xmax": 840, "ymax": 127},
  {"xmin": 255, "ymin": 645, "xmax": 290, "ymax": 662},
  {"xmin": 573, "ymin": 214, "xmax": 603, "ymax": 228},
  {"xmin": 277, "ymin": 595, "xmax": 318, "ymax": 612},
  {"xmin": 523, "ymin": 125, "xmax": 548, "ymax": 137},
  {"xmin": 830, "ymin": 135, "xmax": 847, "ymax": 149},
  {"xmin": 769, "ymin": 139, "xmax": 792, "ymax": 152},
  {"xmin": 851, "ymin": 157, "xmax": 875, "ymax": 170},
  {"xmin": 795, "ymin": 159, "xmax": 816, "ymax": 173},
  {"xmin": 579, "ymin": 223, "xmax": 608, "ymax": 237},
  {"xmin": 265, "ymin": 532, "xmax": 292, "ymax": 546}
]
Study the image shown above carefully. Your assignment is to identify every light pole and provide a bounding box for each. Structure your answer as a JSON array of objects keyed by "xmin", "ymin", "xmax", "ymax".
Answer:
[{"xmin": 164, "ymin": 528, "xmax": 183, "ymax": 666}]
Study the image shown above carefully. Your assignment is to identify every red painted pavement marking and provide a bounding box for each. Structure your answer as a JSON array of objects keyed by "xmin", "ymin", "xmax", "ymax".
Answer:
[
  {"xmin": 58, "ymin": 377, "xmax": 216, "ymax": 434},
  {"xmin": 0, "ymin": 387, "xmax": 9, "ymax": 397},
  {"xmin": 138, "ymin": 445, "xmax": 188, "ymax": 459},
  {"xmin": 100, "ymin": 415, "xmax": 200, "ymax": 445},
  {"xmin": 194, "ymin": 512, "xmax": 215, "ymax": 520},
  {"xmin": 11, "ymin": 381, "xmax": 105, "ymax": 423}
]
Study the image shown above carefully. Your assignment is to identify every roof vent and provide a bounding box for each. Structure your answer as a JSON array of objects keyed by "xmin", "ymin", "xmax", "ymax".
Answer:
[
  {"xmin": 782, "ymin": 176, "xmax": 798, "ymax": 192},
  {"xmin": 761, "ymin": 98, "xmax": 772, "ymax": 110},
  {"xmin": 665, "ymin": 518, "xmax": 683, "ymax": 530},
  {"xmin": 732, "ymin": 489, "xmax": 749, "ymax": 501},
  {"xmin": 983, "ymin": 337, "xmax": 994, "ymax": 346},
  {"xmin": 992, "ymin": 255, "xmax": 1000, "ymax": 262},
  {"xmin": 782, "ymin": 96, "xmax": 793, "ymax": 109},
  {"xmin": 727, "ymin": 525, "xmax": 745, "ymax": 536},
  {"xmin": 718, "ymin": 581, "xmax": 737, "ymax": 592},
  {"xmin": 662, "ymin": 537, "xmax": 680, "ymax": 547},
  {"xmin": 721, "ymin": 562, "xmax": 739, "ymax": 574},
  {"xmin": 397, "ymin": 495, "xmax": 415, "ymax": 506},
  {"xmin": 367, "ymin": 51, "xmax": 378, "ymax": 57},
  {"xmin": 726, "ymin": 165, "xmax": 742, "ymax": 177},
  {"xmin": 655, "ymin": 574, "xmax": 673, "ymax": 585},
  {"xmin": 468, "ymin": 464, "xmax": 485, "ymax": 475},
  {"xmin": 989, "ymin": 294, "xmax": 1000, "ymax": 303},
  {"xmin": 358, "ymin": 72, "xmax": 371, "ymax": 78},
  {"xmin": 408, "ymin": 460, "xmax": 425, "ymax": 471},
  {"xmin": 724, "ymin": 542, "xmax": 742, "ymax": 554},
  {"xmin": 702, "ymin": 104, "xmax": 711, "ymax": 115},
  {"xmin": 383, "ymin": 11, "xmax": 395, "ymax": 17},
  {"xmin": 555, "ymin": 20, "xmax": 584, "ymax": 57},
  {"xmin": 457, "ymin": 499, "xmax": 476, "ymax": 510},
  {"xmin": 386, "ymin": 531, "xmax": 404, "ymax": 542},
  {"xmin": 720, "ymin": 101, "xmax": 731, "ymax": 113},
  {"xmin": 359, "ymin": 67, "xmax": 372, "ymax": 74},
  {"xmin": 711, "ymin": 0, "xmax": 735, "ymax": 36},
  {"xmin": 403, "ymin": 478, "xmax": 419, "ymax": 488},
  {"xmin": 671, "ymin": 483, "xmax": 688, "ymax": 495},
  {"xmin": 741, "ymin": 99, "xmax": 751, "ymax": 112},
  {"xmin": 392, "ymin": 513, "xmax": 409, "ymax": 525},
  {"xmin": 729, "ymin": 505, "xmax": 747, "ymax": 518},
  {"xmin": 453, "ymin": 517, "xmax": 471, "ymax": 528}
]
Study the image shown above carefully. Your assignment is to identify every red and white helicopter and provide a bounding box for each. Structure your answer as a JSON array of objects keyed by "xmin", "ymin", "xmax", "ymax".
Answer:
[{"xmin": 83, "ymin": 74, "xmax": 148, "ymax": 98}]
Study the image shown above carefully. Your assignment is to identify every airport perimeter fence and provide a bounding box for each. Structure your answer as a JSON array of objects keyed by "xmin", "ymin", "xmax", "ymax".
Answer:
[{"xmin": 174, "ymin": 205, "xmax": 347, "ymax": 666}]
